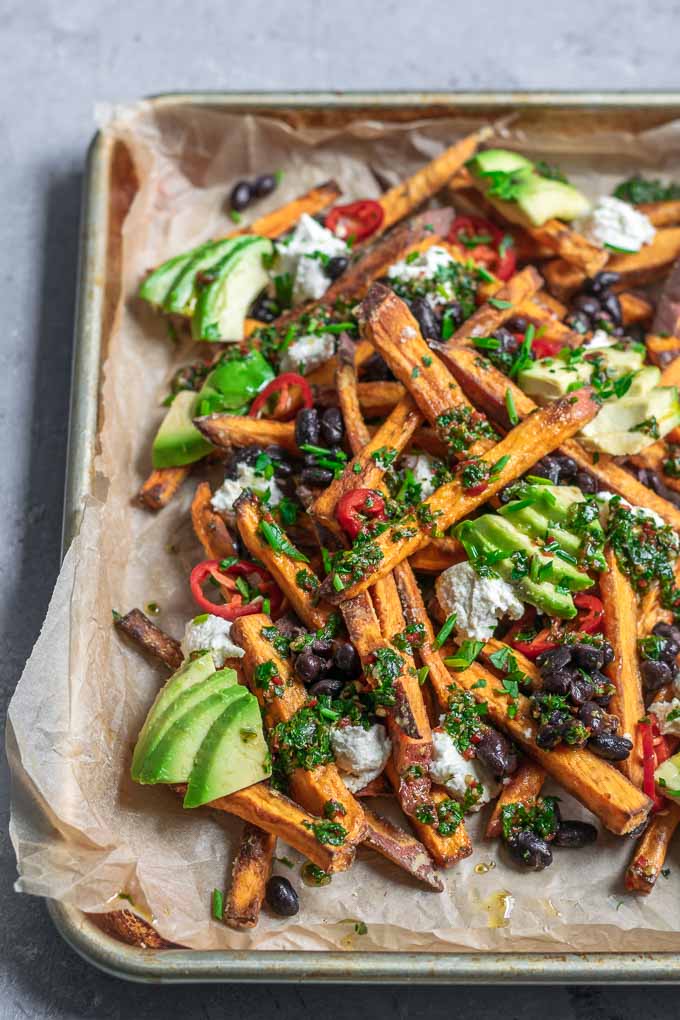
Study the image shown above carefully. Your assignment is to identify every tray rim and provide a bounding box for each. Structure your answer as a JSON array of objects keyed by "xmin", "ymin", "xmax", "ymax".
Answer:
[{"xmin": 54, "ymin": 89, "xmax": 680, "ymax": 984}]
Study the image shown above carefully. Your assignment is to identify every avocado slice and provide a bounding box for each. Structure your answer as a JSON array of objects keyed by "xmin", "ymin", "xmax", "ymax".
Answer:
[
  {"xmin": 151, "ymin": 390, "xmax": 212, "ymax": 469},
  {"xmin": 469, "ymin": 149, "xmax": 534, "ymax": 175},
  {"xmin": 131, "ymin": 652, "xmax": 216, "ymax": 780},
  {"xmin": 192, "ymin": 236, "xmax": 273, "ymax": 342},
  {"xmin": 501, "ymin": 504, "xmax": 582, "ymax": 556},
  {"xmin": 580, "ymin": 386, "xmax": 680, "ymax": 456},
  {"xmin": 132, "ymin": 667, "xmax": 239, "ymax": 780},
  {"xmin": 162, "ymin": 238, "xmax": 244, "ymax": 317},
  {"xmin": 518, "ymin": 346, "xmax": 647, "ymax": 404},
  {"xmin": 139, "ymin": 247, "xmax": 201, "ymax": 309},
  {"xmin": 138, "ymin": 685, "xmax": 248, "ymax": 785},
  {"xmin": 184, "ymin": 692, "xmax": 270, "ymax": 807},
  {"xmin": 656, "ymin": 751, "xmax": 680, "ymax": 803}
]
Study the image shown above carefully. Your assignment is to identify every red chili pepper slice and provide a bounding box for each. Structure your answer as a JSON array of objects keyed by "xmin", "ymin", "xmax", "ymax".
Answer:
[
  {"xmin": 572, "ymin": 594, "xmax": 605, "ymax": 634},
  {"xmin": 640, "ymin": 719, "xmax": 668, "ymax": 811},
  {"xmin": 249, "ymin": 373, "xmax": 313, "ymax": 419},
  {"xmin": 448, "ymin": 215, "xmax": 517, "ymax": 282},
  {"xmin": 336, "ymin": 489, "xmax": 387, "ymax": 540},
  {"xmin": 325, "ymin": 200, "xmax": 384, "ymax": 243},
  {"xmin": 507, "ymin": 594, "xmax": 605, "ymax": 659},
  {"xmin": 189, "ymin": 559, "xmax": 283, "ymax": 621},
  {"xmin": 532, "ymin": 337, "xmax": 564, "ymax": 360}
]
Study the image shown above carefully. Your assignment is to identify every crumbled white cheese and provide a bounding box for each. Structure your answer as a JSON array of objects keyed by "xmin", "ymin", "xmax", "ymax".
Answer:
[
  {"xmin": 211, "ymin": 462, "xmax": 283, "ymax": 513},
  {"xmin": 584, "ymin": 196, "xmax": 656, "ymax": 253},
  {"xmin": 279, "ymin": 332, "xmax": 335, "ymax": 375},
  {"xmin": 649, "ymin": 699, "xmax": 680, "ymax": 737},
  {"xmin": 435, "ymin": 561, "xmax": 524, "ymax": 642},
  {"xmin": 276, "ymin": 213, "xmax": 348, "ymax": 303},
  {"xmin": 595, "ymin": 490, "xmax": 666, "ymax": 530},
  {"xmin": 429, "ymin": 728, "xmax": 500, "ymax": 810},
  {"xmin": 401, "ymin": 453, "xmax": 438, "ymax": 499},
  {"xmin": 181, "ymin": 614, "xmax": 244, "ymax": 667},
  {"xmin": 583, "ymin": 329, "xmax": 618, "ymax": 351},
  {"xmin": 387, "ymin": 245, "xmax": 457, "ymax": 306},
  {"xmin": 330, "ymin": 723, "xmax": 391, "ymax": 793}
]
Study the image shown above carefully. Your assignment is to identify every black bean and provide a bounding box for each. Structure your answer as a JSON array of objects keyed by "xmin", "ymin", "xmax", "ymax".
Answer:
[
  {"xmin": 570, "ymin": 642, "xmax": 605, "ymax": 672},
  {"xmin": 662, "ymin": 637, "xmax": 680, "ymax": 660},
  {"xmin": 640, "ymin": 658, "xmax": 673, "ymax": 692},
  {"xmin": 333, "ymin": 642, "xmax": 360, "ymax": 675},
  {"xmin": 265, "ymin": 876, "xmax": 299, "ymax": 917},
  {"xmin": 600, "ymin": 291, "xmax": 622, "ymax": 326},
  {"xmin": 507, "ymin": 830, "xmax": 553, "ymax": 870},
  {"xmin": 570, "ymin": 676, "xmax": 596, "ymax": 706},
  {"xmin": 251, "ymin": 291, "xmax": 279, "ymax": 323},
  {"xmin": 536, "ymin": 723, "xmax": 564, "ymax": 750},
  {"xmin": 410, "ymin": 298, "xmax": 440, "ymax": 340},
  {"xmin": 294, "ymin": 650, "xmax": 323, "ymax": 684},
  {"xmin": 574, "ymin": 471, "xmax": 598, "ymax": 494},
  {"xmin": 600, "ymin": 642, "xmax": 615, "ymax": 667},
  {"xmin": 295, "ymin": 408, "xmax": 320, "ymax": 449},
  {"xmin": 493, "ymin": 327, "xmax": 519, "ymax": 354},
  {"xmin": 553, "ymin": 820, "xmax": 598, "ymax": 849},
  {"xmin": 554, "ymin": 454, "xmax": 578, "ymax": 480},
  {"xmin": 230, "ymin": 180, "xmax": 253, "ymax": 211},
  {"xmin": 311, "ymin": 638, "xmax": 333, "ymax": 657},
  {"xmin": 585, "ymin": 271, "xmax": 621, "ymax": 294},
  {"xmin": 588, "ymin": 731, "xmax": 633, "ymax": 761},
  {"xmin": 320, "ymin": 407, "xmax": 344, "ymax": 446},
  {"xmin": 325, "ymin": 255, "xmax": 349, "ymax": 281},
  {"xmin": 653, "ymin": 622, "xmax": 680, "ymax": 647},
  {"xmin": 253, "ymin": 174, "xmax": 277, "ymax": 199},
  {"xmin": 579, "ymin": 700, "xmax": 608, "ymax": 735},
  {"xmin": 537, "ymin": 646, "xmax": 572, "ymax": 672},
  {"xmin": 505, "ymin": 315, "xmax": 528, "ymax": 333},
  {"xmin": 361, "ymin": 353, "xmax": 394, "ymax": 382},
  {"xmin": 541, "ymin": 669, "xmax": 574, "ymax": 697},
  {"xmin": 309, "ymin": 677, "xmax": 345, "ymax": 699},
  {"xmin": 300, "ymin": 466, "xmax": 334, "ymax": 487},
  {"xmin": 565, "ymin": 311, "xmax": 591, "ymax": 334},
  {"xmin": 531, "ymin": 456, "xmax": 562, "ymax": 485},
  {"xmin": 474, "ymin": 727, "xmax": 518, "ymax": 777},
  {"xmin": 572, "ymin": 294, "xmax": 602, "ymax": 318}
]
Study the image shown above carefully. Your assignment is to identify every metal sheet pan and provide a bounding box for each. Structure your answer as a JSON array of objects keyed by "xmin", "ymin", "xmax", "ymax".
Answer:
[{"xmin": 53, "ymin": 91, "xmax": 680, "ymax": 983}]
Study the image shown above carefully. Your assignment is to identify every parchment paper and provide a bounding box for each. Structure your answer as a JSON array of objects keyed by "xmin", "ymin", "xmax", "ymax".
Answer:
[{"xmin": 9, "ymin": 99, "xmax": 680, "ymax": 953}]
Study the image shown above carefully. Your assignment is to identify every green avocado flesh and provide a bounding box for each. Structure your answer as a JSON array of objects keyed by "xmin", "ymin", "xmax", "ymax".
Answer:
[
  {"xmin": 183, "ymin": 693, "xmax": 270, "ymax": 808},
  {"xmin": 164, "ymin": 238, "xmax": 245, "ymax": 316},
  {"xmin": 656, "ymin": 752, "xmax": 680, "ymax": 803},
  {"xmin": 468, "ymin": 148, "xmax": 590, "ymax": 226},
  {"xmin": 192, "ymin": 236, "xmax": 272, "ymax": 341},
  {"xmin": 139, "ymin": 248, "xmax": 200, "ymax": 308},
  {"xmin": 150, "ymin": 348, "xmax": 274, "ymax": 469},
  {"xmin": 131, "ymin": 653, "xmax": 216, "ymax": 780}
]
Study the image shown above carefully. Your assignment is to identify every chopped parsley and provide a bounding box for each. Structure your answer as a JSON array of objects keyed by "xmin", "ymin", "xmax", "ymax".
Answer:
[
  {"xmin": 501, "ymin": 797, "xmax": 560, "ymax": 842},
  {"xmin": 304, "ymin": 820, "xmax": 348, "ymax": 846},
  {"xmin": 442, "ymin": 687, "xmax": 488, "ymax": 753},
  {"xmin": 613, "ymin": 175, "xmax": 680, "ymax": 204}
]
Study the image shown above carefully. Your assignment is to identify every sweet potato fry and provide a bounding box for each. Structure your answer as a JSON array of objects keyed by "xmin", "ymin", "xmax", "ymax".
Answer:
[
  {"xmin": 361, "ymin": 806, "xmax": 444, "ymax": 890},
  {"xmin": 323, "ymin": 388, "xmax": 599, "ymax": 602},
  {"xmin": 600, "ymin": 548, "xmax": 645, "ymax": 788},
  {"xmin": 234, "ymin": 493, "xmax": 333, "ymax": 631},
  {"xmin": 358, "ymin": 283, "xmax": 499, "ymax": 453},
  {"xmin": 448, "ymin": 266, "xmax": 543, "ymax": 344},
  {"xmin": 139, "ymin": 466, "xmax": 189, "ymax": 511},
  {"xmin": 335, "ymin": 334, "xmax": 372, "ymax": 453},
  {"xmin": 647, "ymin": 333, "xmax": 680, "ymax": 371},
  {"xmin": 375, "ymin": 129, "xmax": 490, "ymax": 235},
  {"xmin": 452, "ymin": 662, "xmax": 651, "ymax": 835},
  {"xmin": 311, "ymin": 395, "xmax": 421, "ymax": 532},
  {"xmin": 512, "ymin": 299, "xmax": 582, "ymax": 347},
  {"xmin": 436, "ymin": 342, "xmax": 680, "ymax": 532},
  {"xmin": 232, "ymin": 613, "xmax": 366, "ymax": 856},
  {"xmin": 485, "ymin": 760, "xmax": 546, "ymax": 839},
  {"xmin": 528, "ymin": 220, "xmax": 608, "ymax": 276},
  {"xmin": 638, "ymin": 200, "xmax": 680, "ymax": 228},
  {"xmin": 544, "ymin": 229, "xmax": 680, "ymax": 299},
  {"xmin": 114, "ymin": 608, "xmax": 184, "ymax": 671},
  {"xmin": 619, "ymin": 291, "xmax": 654, "ymax": 326},
  {"xmin": 224, "ymin": 823, "xmax": 276, "ymax": 929},
  {"xmin": 191, "ymin": 482, "xmax": 236, "ymax": 559},
  {"xmin": 625, "ymin": 804, "xmax": 680, "ymax": 894},
  {"xmin": 235, "ymin": 180, "xmax": 342, "ymax": 240},
  {"xmin": 356, "ymin": 381, "xmax": 405, "ymax": 419},
  {"xmin": 408, "ymin": 537, "xmax": 466, "ymax": 573},
  {"xmin": 306, "ymin": 339, "xmax": 374, "ymax": 387},
  {"xmin": 193, "ymin": 414, "xmax": 299, "ymax": 455}
]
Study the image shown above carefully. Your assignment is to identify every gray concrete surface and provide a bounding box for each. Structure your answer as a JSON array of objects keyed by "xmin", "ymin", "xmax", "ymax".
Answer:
[{"xmin": 2, "ymin": 0, "xmax": 680, "ymax": 1015}]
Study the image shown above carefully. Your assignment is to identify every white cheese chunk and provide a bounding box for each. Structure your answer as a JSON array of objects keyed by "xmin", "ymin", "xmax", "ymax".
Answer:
[
  {"xmin": 279, "ymin": 332, "xmax": 335, "ymax": 376},
  {"xmin": 276, "ymin": 213, "xmax": 348, "ymax": 303},
  {"xmin": 181, "ymin": 614, "xmax": 244, "ymax": 667},
  {"xmin": 330, "ymin": 723, "xmax": 391, "ymax": 793},
  {"xmin": 429, "ymin": 728, "xmax": 500, "ymax": 810},
  {"xmin": 401, "ymin": 453, "xmax": 438, "ymax": 499},
  {"xmin": 584, "ymin": 196, "xmax": 656, "ymax": 253},
  {"xmin": 211, "ymin": 462, "xmax": 283, "ymax": 513},
  {"xmin": 649, "ymin": 698, "xmax": 680, "ymax": 737},
  {"xmin": 435, "ymin": 561, "xmax": 524, "ymax": 642},
  {"xmin": 583, "ymin": 329, "xmax": 618, "ymax": 351},
  {"xmin": 387, "ymin": 245, "xmax": 458, "ymax": 306}
]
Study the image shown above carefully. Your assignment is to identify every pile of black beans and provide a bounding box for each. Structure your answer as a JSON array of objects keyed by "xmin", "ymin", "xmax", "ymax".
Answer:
[
  {"xmin": 565, "ymin": 271, "xmax": 624, "ymax": 336},
  {"xmin": 295, "ymin": 406, "xmax": 345, "ymax": 487},
  {"xmin": 230, "ymin": 173, "xmax": 279, "ymax": 212},
  {"xmin": 628, "ymin": 464, "xmax": 680, "ymax": 510},
  {"xmin": 275, "ymin": 617, "xmax": 361, "ymax": 697},
  {"xmin": 533, "ymin": 640, "xmax": 634, "ymax": 761},
  {"xmin": 639, "ymin": 621, "xmax": 680, "ymax": 693},
  {"xmin": 506, "ymin": 800, "xmax": 597, "ymax": 872},
  {"xmin": 408, "ymin": 297, "xmax": 465, "ymax": 342},
  {"xmin": 519, "ymin": 451, "xmax": 597, "ymax": 495}
]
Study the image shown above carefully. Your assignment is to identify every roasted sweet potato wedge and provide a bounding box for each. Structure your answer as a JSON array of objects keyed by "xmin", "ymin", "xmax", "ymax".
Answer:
[
  {"xmin": 191, "ymin": 481, "xmax": 236, "ymax": 560},
  {"xmin": 485, "ymin": 760, "xmax": 546, "ymax": 840},
  {"xmin": 139, "ymin": 466, "xmax": 190, "ymax": 511},
  {"xmin": 224, "ymin": 823, "xmax": 276, "ymax": 930},
  {"xmin": 114, "ymin": 608, "xmax": 184, "ymax": 671},
  {"xmin": 194, "ymin": 414, "xmax": 300, "ymax": 454},
  {"xmin": 625, "ymin": 804, "xmax": 680, "ymax": 894}
]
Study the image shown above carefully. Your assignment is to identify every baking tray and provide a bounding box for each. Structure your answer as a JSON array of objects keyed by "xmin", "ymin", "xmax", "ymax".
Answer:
[{"xmin": 52, "ymin": 90, "xmax": 680, "ymax": 984}]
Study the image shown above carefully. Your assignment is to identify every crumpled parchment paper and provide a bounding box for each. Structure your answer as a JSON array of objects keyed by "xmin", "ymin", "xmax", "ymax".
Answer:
[{"xmin": 8, "ymin": 98, "xmax": 680, "ymax": 952}]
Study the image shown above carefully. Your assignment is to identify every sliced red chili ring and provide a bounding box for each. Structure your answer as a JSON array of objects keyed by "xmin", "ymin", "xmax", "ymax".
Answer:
[
  {"xmin": 448, "ymin": 215, "xmax": 517, "ymax": 282},
  {"xmin": 249, "ymin": 373, "xmax": 313, "ymax": 419},
  {"xmin": 572, "ymin": 593, "xmax": 604, "ymax": 635},
  {"xmin": 507, "ymin": 594, "xmax": 604, "ymax": 659},
  {"xmin": 189, "ymin": 559, "xmax": 283, "ymax": 621},
  {"xmin": 531, "ymin": 337, "xmax": 565, "ymax": 360},
  {"xmin": 325, "ymin": 200, "xmax": 384, "ymax": 243},
  {"xmin": 336, "ymin": 488, "xmax": 387, "ymax": 540}
]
